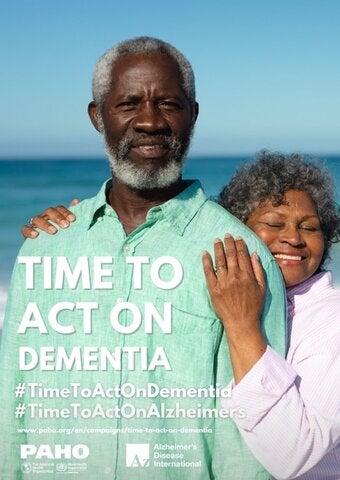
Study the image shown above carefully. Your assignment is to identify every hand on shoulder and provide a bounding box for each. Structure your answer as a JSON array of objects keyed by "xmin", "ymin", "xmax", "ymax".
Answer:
[{"xmin": 21, "ymin": 200, "xmax": 79, "ymax": 239}]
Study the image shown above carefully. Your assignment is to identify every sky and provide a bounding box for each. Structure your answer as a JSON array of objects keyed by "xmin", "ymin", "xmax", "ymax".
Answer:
[{"xmin": 1, "ymin": 0, "xmax": 340, "ymax": 158}]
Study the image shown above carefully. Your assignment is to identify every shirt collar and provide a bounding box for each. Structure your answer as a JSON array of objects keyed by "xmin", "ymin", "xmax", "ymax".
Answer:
[
  {"xmin": 87, "ymin": 179, "xmax": 208, "ymax": 235},
  {"xmin": 85, "ymin": 179, "xmax": 112, "ymax": 228}
]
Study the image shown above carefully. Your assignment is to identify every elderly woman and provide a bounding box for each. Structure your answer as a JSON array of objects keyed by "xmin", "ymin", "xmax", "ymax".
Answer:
[
  {"xmin": 23, "ymin": 151, "xmax": 340, "ymax": 479},
  {"xmin": 202, "ymin": 151, "xmax": 340, "ymax": 479}
]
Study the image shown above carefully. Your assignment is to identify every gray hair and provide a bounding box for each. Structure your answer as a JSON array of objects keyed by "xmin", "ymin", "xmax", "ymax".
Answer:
[
  {"xmin": 219, "ymin": 150, "xmax": 340, "ymax": 267},
  {"xmin": 92, "ymin": 36, "xmax": 196, "ymax": 112}
]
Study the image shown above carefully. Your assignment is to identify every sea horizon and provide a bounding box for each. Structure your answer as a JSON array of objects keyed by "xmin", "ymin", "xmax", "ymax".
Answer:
[{"xmin": 1, "ymin": 154, "xmax": 340, "ymax": 327}]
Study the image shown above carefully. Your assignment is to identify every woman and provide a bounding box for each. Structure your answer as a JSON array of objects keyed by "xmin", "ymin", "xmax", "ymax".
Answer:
[
  {"xmin": 23, "ymin": 151, "xmax": 340, "ymax": 479},
  {"xmin": 202, "ymin": 151, "xmax": 340, "ymax": 479}
]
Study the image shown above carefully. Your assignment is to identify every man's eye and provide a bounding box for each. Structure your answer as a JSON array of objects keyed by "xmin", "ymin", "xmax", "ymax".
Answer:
[
  {"xmin": 159, "ymin": 101, "xmax": 181, "ymax": 110},
  {"xmin": 117, "ymin": 101, "xmax": 137, "ymax": 109}
]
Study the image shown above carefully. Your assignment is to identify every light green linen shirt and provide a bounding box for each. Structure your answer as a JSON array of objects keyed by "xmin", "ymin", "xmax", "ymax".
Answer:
[{"xmin": 0, "ymin": 180, "xmax": 286, "ymax": 479}]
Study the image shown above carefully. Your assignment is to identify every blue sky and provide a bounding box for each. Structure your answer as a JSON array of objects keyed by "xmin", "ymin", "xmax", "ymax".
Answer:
[{"xmin": 1, "ymin": 0, "xmax": 340, "ymax": 157}]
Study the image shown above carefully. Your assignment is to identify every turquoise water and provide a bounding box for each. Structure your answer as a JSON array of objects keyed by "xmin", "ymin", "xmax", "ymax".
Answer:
[{"xmin": 1, "ymin": 155, "xmax": 340, "ymax": 322}]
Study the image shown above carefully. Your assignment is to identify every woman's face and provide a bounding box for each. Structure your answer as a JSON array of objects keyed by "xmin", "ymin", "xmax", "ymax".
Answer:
[{"xmin": 246, "ymin": 190, "xmax": 325, "ymax": 288}]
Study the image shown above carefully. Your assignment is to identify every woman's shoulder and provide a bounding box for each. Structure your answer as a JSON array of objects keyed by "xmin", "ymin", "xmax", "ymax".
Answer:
[{"xmin": 290, "ymin": 271, "xmax": 340, "ymax": 338}]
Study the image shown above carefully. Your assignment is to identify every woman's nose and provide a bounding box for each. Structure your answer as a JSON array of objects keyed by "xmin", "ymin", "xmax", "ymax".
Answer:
[{"xmin": 279, "ymin": 224, "xmax": 304, "ymax": 246}]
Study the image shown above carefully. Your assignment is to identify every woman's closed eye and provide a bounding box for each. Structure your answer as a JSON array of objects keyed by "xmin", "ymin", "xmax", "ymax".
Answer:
[
  {"xmin": 265, "ymin": 222, "xmax": 283, "ymax": 228},
  {"xmin": 300, "ymin": 224, "xmax": 320, "ymax": 232}
]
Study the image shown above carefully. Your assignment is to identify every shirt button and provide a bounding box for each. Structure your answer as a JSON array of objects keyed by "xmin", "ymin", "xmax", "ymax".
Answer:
[{"xmin": 124, "ymin": 244, "xmax": 130, "ymax": 252}]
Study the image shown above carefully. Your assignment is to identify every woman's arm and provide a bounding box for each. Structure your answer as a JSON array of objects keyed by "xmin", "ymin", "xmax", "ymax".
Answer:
[
  {"xmin": 203, "ymin": 236, "xmax": 340, "ymax": 478},
  {"xmin": 225, "ymin": 334, "xmax": 340, "ymax": 479}
]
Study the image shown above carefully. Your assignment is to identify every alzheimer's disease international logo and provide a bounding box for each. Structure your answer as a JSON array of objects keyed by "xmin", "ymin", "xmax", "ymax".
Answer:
[{"xmin": 126, "ymin": 444, "xmax": 150, "ymax": 467}]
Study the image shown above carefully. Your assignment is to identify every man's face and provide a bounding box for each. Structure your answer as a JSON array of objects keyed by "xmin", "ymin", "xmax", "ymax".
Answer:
[{"xmin": 90, "ymin": 52, "xmax": 197, "ymax": 190}]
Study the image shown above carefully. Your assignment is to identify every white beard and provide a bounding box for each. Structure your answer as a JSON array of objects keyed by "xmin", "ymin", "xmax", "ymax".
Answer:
[{"xmin": 104, "ymin": 139, "xmax": 186, "ymax": 190}]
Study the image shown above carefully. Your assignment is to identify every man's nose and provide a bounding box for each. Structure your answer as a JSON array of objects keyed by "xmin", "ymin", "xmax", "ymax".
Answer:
[{"xmin": 132, "ymin": 102, "xmax": 169, "ymax": 133}]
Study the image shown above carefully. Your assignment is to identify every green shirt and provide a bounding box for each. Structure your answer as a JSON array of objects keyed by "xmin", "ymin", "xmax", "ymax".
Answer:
[{"xmin": 0, "ymin": 180, "xmax": 286, "ymax": 479}]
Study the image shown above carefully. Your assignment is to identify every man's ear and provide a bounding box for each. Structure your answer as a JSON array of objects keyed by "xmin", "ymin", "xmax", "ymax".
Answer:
[
  {"xmin": 192, "ymin": 102, "xmax": 199, "ymax": 123},
  {"xmin": 88, "ymin": 101, "xmax": 102, "ymax": 132}
]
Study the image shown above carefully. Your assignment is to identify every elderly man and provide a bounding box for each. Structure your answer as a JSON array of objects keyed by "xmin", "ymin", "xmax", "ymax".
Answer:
[{"xmin": 0, "ymin": 37, "xmax": 286, "ymax": 479}]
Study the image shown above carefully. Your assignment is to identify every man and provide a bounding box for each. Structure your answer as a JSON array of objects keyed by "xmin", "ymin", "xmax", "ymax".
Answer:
[{"xmin": 0, "ymin": 37, "xmax": 286, "ymax": 479}]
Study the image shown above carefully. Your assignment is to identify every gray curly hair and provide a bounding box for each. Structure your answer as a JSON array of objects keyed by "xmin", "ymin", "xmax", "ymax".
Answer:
[
  {"xmin": 92, "ymin": 36, "xmax": 196, "ymax": 112},
  {"xmin": 219, "ymin": 150, "xmax": 340, "ymax": 267}
]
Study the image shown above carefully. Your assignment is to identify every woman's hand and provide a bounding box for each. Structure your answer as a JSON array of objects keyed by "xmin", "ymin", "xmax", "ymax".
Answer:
[
  {"xmin": 21, "ymin": 199, "xmax": 79, "ymax": 239},
  {"xmin": 202, "ymin": 234, "xmax": 267, "ymax": 383}
]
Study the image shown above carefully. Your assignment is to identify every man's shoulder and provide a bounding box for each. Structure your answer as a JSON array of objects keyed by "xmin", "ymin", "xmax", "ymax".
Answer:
[
  {"xmin": 196, "ymin": 198, "xmax": 254, "ymax": 237},
  {"xmin": 195, "ymin": 199, "xmax": 275, "ymax": 263},
  {"xmin": 200, "ymin": 198, "xmax": 243, "ymax": 223}
]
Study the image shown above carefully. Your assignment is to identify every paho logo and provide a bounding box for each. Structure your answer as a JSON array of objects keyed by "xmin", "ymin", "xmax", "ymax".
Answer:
[
  {"xmin": 126, "ymin": 444, "xmax": 150, "ymax": 467},
  {"xmin": 20, "ymin": 444, "xmax": 89, "ymax": 460}
]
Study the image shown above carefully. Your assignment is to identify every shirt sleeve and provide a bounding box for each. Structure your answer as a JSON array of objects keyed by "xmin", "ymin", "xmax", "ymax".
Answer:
[
  {"xmin": 0, "ymin": 253, "xmax": 29, "ymax": 479},
  {"xmin": 222, "ymin": 340, "xmax": 340, "ymax": 479}
]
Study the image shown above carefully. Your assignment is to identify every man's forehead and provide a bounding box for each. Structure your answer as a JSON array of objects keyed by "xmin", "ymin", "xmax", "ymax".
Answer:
[{"xmin": 110, "ymin": 52, "xmax": 181, "ymax": 81}]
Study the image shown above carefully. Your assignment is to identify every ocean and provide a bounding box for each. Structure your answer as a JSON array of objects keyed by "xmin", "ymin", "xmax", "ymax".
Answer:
[{"xmin": 1, "ymin": 155, "xmax": 340, "ymax": 326}]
